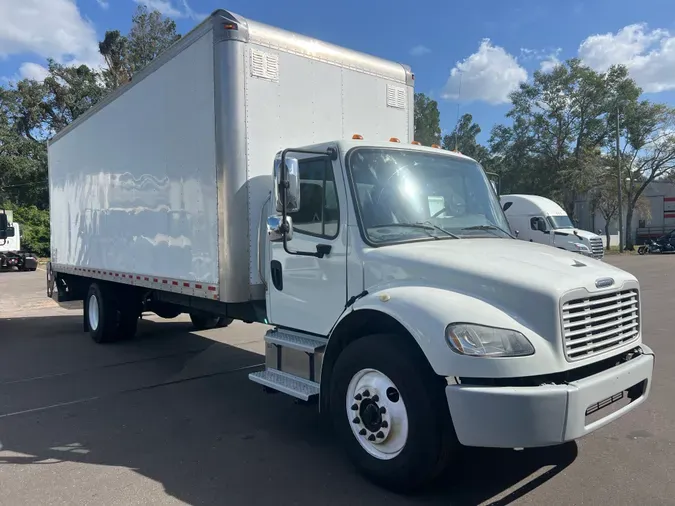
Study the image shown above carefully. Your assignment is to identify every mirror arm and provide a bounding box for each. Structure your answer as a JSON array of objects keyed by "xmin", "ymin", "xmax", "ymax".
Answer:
[{"xmin": 278, "ymin": 146, "xmax": 337, "ymax": 259}]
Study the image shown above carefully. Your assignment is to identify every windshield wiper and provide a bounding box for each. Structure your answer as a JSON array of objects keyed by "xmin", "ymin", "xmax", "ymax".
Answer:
[
  {"xmin": 372, "ymin": 223, "xmax": 458, "ymax": 239},
  {"xmin": 461, "ymin": 224, "xmax": 514, "ymax": 238},
  {"xmin": 416, "ymin": 221, "xmax": 460, "ymax": 239}
]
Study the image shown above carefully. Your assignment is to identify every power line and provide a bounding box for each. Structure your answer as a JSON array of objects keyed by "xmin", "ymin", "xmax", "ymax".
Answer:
[{"xmin": 0, "ymin": 180, "xmax": 48, "ymax": 190}]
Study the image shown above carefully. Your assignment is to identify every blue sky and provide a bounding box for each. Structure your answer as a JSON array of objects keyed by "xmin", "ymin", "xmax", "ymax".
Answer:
[{"xmin": 2, "ymin": 0, "xmax": 675, "ymax": 144}]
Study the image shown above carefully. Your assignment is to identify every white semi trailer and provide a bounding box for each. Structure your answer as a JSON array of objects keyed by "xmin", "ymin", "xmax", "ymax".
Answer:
[{"xmin": 47, "ymin": 9, "xmax": 654, "ymax": 492}]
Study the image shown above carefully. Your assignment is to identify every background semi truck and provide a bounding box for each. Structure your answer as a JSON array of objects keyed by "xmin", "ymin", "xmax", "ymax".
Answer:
[
  {"xmin": 501, "ymin": 194, "xmax": 605, "ymax": 259},
  {"xmin": 45, "ymin": 9, "xmax": 654, "ymax": 492},
  {"xmin": 0, "ymin": 210, "xmax": 38, "ymax": 272}
]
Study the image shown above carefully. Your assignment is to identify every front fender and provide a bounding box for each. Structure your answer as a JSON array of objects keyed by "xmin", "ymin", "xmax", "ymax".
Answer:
[{"xmin": 344, "ymin": 285, "xmax": 560, "ymax": 378}]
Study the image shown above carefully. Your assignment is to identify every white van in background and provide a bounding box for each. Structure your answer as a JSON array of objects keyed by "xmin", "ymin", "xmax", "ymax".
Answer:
[{"xmin": 501, "ymin": 194, "xmax": 604, "ymax": 260}]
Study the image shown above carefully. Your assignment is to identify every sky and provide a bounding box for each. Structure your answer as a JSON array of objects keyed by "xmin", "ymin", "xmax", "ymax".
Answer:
[{"xmin": 2, "ymin": 0, "xmax": 675, "ymax": 144}]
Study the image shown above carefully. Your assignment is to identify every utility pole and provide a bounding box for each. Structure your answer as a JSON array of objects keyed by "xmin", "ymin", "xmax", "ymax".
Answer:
[{"xmin": 616, "ymin": 104, "xmax": 623, "ymax": 253}]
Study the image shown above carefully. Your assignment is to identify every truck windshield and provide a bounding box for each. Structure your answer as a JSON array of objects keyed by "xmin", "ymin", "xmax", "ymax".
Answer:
[
  {"xmin": 346, "ymin": 147, "xmax": 511, "ymax": 245},
  {"xmin": 547, "ymin": 215, "xmax": 574, "ymax": 229}
]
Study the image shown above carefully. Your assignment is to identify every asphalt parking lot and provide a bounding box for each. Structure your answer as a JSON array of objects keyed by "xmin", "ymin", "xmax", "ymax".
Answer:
[{"xmin": 0, "ymin": 257, "xmax": 673, "ymax": 506}]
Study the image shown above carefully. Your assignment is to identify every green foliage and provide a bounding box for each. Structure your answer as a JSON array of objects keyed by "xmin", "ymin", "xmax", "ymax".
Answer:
[
  {"xmin": 442, "ymin": 113, "xmax": 490, "ymax": 164},
  {"xmin": 490, "ymin": 59, "xmax": 642, "ymax": 215},
  {"xmin": 413, "ymin": 93, "xmax": 441, "ymax": 146},
  {"xmin": 99, "ymin": 6, "xmax": 181, "ymax": 90}
]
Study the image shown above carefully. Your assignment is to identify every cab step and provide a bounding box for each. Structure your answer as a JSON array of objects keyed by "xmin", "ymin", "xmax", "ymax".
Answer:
[
  {"xmin": 263, "ymin": 329, "xmax": 326, "ymax": 352},
  {"xmin": 249, "ymin": 369, "xmax": 320, "ymax": 401}
]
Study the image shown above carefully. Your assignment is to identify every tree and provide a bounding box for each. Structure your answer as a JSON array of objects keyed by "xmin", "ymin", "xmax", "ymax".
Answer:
[
  {"xmin": 489, "ymin": 59, "xmax": 641, "ymax": 217},
  {"xmin": 442, "ymin": 113, "xmax": 490, "ymax": 164},
  {"xmin": 99, "ymin": 5, "xmax": 181, "ymax": 92},
  {"xmin": 99, "ymin": 30, "xmax": 132, "ymax": 89},
  {"xmin": 618, "ymin": 102, "xmax": 675, "ymax": 249},
  {"xmin": 413, "ymin": 93, "xmax": 441, "ymax": 146}
]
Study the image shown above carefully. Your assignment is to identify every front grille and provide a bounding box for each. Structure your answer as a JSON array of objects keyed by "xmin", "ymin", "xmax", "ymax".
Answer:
[
  {"xmin": 589, "ymin": 237, "xmax": 604, "ymax": 259},
  {"xmin": 562, "ymin": 289, "xmax": 639, "ymax": 361}
]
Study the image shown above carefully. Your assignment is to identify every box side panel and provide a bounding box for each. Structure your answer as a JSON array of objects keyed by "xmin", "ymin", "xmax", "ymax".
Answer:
[
  {"xmin": 244, "ymin": 43, "xmax": 412, "ymax": 284},
  {"xmin": 48, "ymin": 30, "xmax": 219, "ymax": 286}
]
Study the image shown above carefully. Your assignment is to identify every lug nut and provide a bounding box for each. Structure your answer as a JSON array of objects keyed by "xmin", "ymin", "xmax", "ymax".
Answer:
[
  {"xmin": 352, "ymin": 417, "xmax": 360, "ymax": 424},
  {"xmin": 368, "ymin": 434, "xmax": 376, "ymax": 441},
  {"xmin": 363, "ymin": 390, "xmax": 370, "ymax": 398},
  {"xmin": 359, "ymin": 429, "xmax": 366, "ymax": 436},
  {"xmin": 379, "ymin": 406, "xmax": 387, "ymax": 414},
  {"xmin": 351, "ymin": 404, "xmax": 358, "ymax": 411},
  {"xmin": 381, "ymin": 421, "xmax": 388, "ymax": 428},
  {"xmin": 354, "ymin": 394, "xmax": 362, "ymax": 401},
  {"xmin": 372, "ymin": 395, "xmax": 379, "ymax": 402},
  {"xmin": 376, "ymin": 431, "xmax": 384, "ymax": 439}
]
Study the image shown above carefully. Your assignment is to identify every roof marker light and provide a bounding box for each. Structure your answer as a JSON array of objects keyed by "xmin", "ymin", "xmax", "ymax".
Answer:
[
  {"xmin": 352, "ymin": 134, "xmax": 364, "ymax": 140},
  {"xmin": 389, "ymin": 137, "xmax": 400, "ymax": 143},
  {"xmin": 411, "ymin": 141, "xmax": 421, "ymax": 145},
  {"xmin": 431, "ymin": 144, "xmax": 441, "ymax": 149}
]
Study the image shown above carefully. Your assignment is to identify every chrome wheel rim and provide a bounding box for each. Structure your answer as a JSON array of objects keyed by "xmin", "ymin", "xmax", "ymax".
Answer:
[
  {"xmin": 88, "ymin": 294, "xmax": 99, "ymax": 331},
  {"xmin": 346, "ymin": 368, "xmax": 408, "ymax": 460}
]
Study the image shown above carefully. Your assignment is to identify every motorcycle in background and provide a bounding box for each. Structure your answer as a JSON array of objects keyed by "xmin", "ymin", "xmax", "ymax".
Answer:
[{"xmin": 638, "ymin": 239, "xmax": 674, "ymax": 255}]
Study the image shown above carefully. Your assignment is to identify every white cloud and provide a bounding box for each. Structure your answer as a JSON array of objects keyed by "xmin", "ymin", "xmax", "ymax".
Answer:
[
  {"xmin": 96, "ymin": 0, "xmax": 109, "ymax": 9},
  {"xmin": 0, "ymin": 0, "xmax": 104, "ymax": 72},
  {"xmin": 134, "ymin": 0, "xmax": 183, "ymax": 18},
  {"xmin": 579, "ymin": 23, "xmax": 675, "ymax": 93},
  {"xmin": 134, "ymin": 0, "xmax": 207, "ymax": 21},
  {"xmin": 540, "ymin": 49, "xmax": 562, "ymax": 72},
  {"xmin": 19, "ymin": 62, "xmax": 49, "ymax": 81},
  {"xmin": 409, "ymin": 45, "xmax": 431, "ymax": 57},
  {"xmin": 442, "ymin": 39, "xmax": 528, "ymax": 105}
]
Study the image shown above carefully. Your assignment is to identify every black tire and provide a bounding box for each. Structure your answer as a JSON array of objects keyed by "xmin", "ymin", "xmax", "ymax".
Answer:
[
  {"xmin": 216, "ymin": 316, "xmax": 233, "ymax": 328},
  {"xmin": 189, "ymin": 312, "xmax": 220, "ymax": 330},
  {"xmin": 329, "ymin": 334, "xmax": 458, "ymax": 493},
  {"xmin": 116, "ymin": 308, "xmax": 139, "ymax": 340},
  {"xmin": 85, "ymin": 283, "xmax": 119, "ymax": 344},
  {"xmin": 638, "ymin": 246, "xmax": 646, "ymax": 255}
]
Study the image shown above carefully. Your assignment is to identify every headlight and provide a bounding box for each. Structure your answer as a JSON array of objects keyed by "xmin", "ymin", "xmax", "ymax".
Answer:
[
  {"xmin": 573, "ymin": 243, "xmax": 592, "ymax": 255},
  {"xmin": 445, "ymin": 323, "xmax": 535, "ymax": 357}
]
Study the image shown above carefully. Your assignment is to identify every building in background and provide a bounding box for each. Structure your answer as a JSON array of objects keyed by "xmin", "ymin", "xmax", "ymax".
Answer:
[{"xmin": 574, "ymin": 181, "xmax": 675, "ymax": 245}]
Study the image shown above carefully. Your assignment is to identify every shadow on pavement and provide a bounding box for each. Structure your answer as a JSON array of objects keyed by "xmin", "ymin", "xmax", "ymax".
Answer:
[{"xmin": 0, "ymin": 315, "xmax": 577, "ymax": 505}]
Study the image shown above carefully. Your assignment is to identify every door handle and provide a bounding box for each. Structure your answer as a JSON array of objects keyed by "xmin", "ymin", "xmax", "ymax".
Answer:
[{"xmin": 270, "ymin": 260, "xmax": 283, "ymax": 291}]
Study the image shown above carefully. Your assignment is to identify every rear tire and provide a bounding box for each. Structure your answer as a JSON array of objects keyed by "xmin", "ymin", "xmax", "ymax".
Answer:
[
  {"xmin": 638, "ymin": 246, "xmax": 646, "ymax": 255},
  {"xmin": 216, "ymin": 316, "xmax": 233, "ymax": 328},
  {"xmin": 190, "ymin": 312, "xmax": 220, "ymax": 330},
  {"xmin": 329, "ymin": 334, "xmax": 458, "ymax": 493},
  {"xmin": 86, "ymin": 283, "xmax": 119, "ymax": 344}
]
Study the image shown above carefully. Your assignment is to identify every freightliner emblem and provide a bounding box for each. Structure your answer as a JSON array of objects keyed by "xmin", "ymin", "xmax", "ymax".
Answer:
[{"xmin": 595, "ymin": 277, "xmax": 614, "ymax": 289}]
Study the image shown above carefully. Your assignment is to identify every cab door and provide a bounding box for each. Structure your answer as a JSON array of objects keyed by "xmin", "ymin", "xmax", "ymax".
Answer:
[{"xmin": 266, "ymin": 154, "xmax": 348, "ymax": 336}]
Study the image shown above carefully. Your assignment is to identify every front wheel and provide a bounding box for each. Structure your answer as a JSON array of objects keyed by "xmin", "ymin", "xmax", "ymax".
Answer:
[
  {"xmin": 638, "ymin": 246, "xmax": 647, "ymax": 255},
  {"xmin": 329, "ymin": 334, "xmax": 457, "ymax": 492}
]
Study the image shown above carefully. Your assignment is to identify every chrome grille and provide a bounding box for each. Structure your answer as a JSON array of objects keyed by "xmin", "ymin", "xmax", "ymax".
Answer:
[
  {"xmin": 562, "ymin": 289, "xmax": 639, "ymax": 361},
  {"xmin": 589, "ymin": 237, "xmax": 604, "ymax": 259}
]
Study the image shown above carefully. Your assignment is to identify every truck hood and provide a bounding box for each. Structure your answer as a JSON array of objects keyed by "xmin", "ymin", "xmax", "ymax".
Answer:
[
  {"xmin": 552, "ymin": 228, "xmax": 600, "ymax": 241},
  {"xmin": 362, "ymin": 238, "xmax": 635, "ymax": 339}
]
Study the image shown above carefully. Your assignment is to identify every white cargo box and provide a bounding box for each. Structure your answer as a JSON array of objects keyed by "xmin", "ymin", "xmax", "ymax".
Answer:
[{"xmin": 48, "ymin": 9, "xmax": 414, "ymax": 303}]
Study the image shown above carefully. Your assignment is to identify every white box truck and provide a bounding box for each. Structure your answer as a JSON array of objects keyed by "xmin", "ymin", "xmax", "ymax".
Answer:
[
  {"xmin": 501, "ymin": 194, "xmax": 605, "ymax": 259},
  {"xmin": 46, "ymin": 9, "xmax": 654, "ymax": 492}
]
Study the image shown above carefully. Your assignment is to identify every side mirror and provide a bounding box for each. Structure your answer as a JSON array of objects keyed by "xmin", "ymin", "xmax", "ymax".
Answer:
[
  {"xmin": 274, "ymin": 156, "xmax": 301, "ymax": 213},
  {"xmin": 514, "ymin": 230, "xmax": 519, "ymax": 238},
  {"xmin": 267, "ymin": 215, "xmax": 293, "ymax": 243}
]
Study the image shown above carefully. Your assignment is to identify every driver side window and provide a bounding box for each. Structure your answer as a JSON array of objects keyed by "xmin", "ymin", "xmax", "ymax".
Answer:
[{"xmin": 530, "ymin": 216, "xmax": 546, "ymax": 232}]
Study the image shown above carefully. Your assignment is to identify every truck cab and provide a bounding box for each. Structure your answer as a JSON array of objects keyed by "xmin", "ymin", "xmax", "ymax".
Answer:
[
  {"xmin": 256, "ymin": 138, "xmax": 653, "ymax": 490},
  {"xmin": 501, "ymin": 194, "xmax": 604, "ymax": 259}
]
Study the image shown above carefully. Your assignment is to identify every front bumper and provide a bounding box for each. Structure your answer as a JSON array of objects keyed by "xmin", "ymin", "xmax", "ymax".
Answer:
[{"xmin": 445, "ymin": 345, "xmax": 654, "ymax": 448}]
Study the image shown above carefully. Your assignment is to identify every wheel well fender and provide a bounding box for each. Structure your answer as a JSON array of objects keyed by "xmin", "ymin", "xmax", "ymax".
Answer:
[{"xmin": 320, "ymin": 307, "xmax": 430, "ymax": 414}]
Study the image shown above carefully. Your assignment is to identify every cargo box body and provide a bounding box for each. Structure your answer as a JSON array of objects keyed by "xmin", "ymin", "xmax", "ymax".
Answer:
[{"xmin": 48, "ymin": 9, "xmax": 413, "ymax": 303}]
